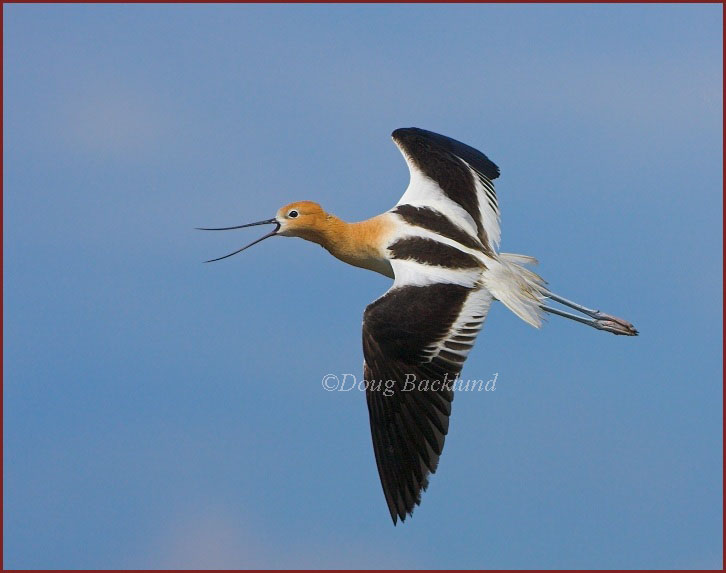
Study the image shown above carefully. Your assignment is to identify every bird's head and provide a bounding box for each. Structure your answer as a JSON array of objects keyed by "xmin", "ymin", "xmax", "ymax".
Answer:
[
  {"xmin": 198, "ymin": 200, "xmax": 330, "ymax": 262},
  {"xmin": 275, "ymin": 201, "xmax": 328, "ymax": 239}
]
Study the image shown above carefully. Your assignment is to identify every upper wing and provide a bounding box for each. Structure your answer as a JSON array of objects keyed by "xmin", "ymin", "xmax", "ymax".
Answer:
[
  {"xmin": 391, "ymin": 127, "xmax": 501, "ymax": 256},
  {"xmin": 363, "ymin": 269, "xmax": 493, "ymax": 524}
]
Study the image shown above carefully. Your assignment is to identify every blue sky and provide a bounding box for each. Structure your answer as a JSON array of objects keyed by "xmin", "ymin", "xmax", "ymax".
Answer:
[{"xmin": 3, "ymin": 4, "xmax": 722, "ymax": 569}]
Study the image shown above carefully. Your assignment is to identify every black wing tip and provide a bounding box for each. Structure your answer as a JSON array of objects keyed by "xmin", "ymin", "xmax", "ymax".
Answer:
[
  {"xmin": 392, "ymin": 127, "xmax": 436, "ymax": 140},
  {"xmin": 389, "ymin": 507, "xmax": 408, "ymax": 526},
  {"xmin": 392, "ymin": 127, "xmax": 500, "ymax": 180},
  {"xmin": 383, "ymin": 471, "xmax": 432, "ymax": 526}
]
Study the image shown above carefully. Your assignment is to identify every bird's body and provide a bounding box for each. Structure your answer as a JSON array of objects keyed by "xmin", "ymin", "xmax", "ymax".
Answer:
[{"xmin": 201, "ymin": 127, "xmax": 638, "ymax": 524}]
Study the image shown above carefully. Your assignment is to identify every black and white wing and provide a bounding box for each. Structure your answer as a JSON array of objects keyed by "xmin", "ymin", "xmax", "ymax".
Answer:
[
  {"xmin": 363, "ymin": 278, "xmax": 493, "ymax": 524},
  {"xmin": 363, "ymin": 128, "xmax": 504, "ymax": 524},
  {"xmin": 391, "ymin": 127, "xmax": 501, "ymax": 257}
]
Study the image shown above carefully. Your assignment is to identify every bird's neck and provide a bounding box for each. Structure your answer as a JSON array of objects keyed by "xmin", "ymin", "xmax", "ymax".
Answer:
[{"xmin": 312, "ymin": 213, "xmax": 395, "ymax": 278}]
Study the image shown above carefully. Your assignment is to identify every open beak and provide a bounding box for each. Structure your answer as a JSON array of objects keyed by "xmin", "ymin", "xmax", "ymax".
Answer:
[{"xmin": 197, "ymin": 218, "xmax": 280, "ymax": 263}]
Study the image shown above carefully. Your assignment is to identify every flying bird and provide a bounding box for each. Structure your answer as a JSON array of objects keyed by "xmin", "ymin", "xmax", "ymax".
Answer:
[{"xmin": 200, "ymin": 127, "xmax": 638, "ymax": 524}]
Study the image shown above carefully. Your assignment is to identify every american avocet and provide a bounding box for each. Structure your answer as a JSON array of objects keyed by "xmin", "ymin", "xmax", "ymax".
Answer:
[{"xmin": 200, "ymin": 127, "xmax": 638, "ymax": 524}]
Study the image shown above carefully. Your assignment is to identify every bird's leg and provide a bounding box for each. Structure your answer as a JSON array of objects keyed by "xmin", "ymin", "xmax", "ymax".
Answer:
[{"xmin": 542, "ymin": 292, "xmax": 638, "ymax": 336}]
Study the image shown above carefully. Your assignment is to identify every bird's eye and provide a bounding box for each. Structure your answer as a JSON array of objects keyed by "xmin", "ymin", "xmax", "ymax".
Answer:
[{"xmin": 288, "ymin": 210, "xmax": 299, "ymax": 218}]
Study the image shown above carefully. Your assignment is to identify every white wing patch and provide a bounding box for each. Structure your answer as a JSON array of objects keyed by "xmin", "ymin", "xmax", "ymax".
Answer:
[
  {"xmin": 421, "ymin": 286, "xmax": 493, "ymax": 367},
  {"xmin": 390, "ymin": 259, "xmax": 482, "ymax": 289},
  {"xmin": 394, "ymin": 141, "xmax": 502, "ymax": 255},
  {"xmin": 395, "ymin": 147, "xmax": 480, "ymax": 239},
  {"xmin": 467, "ymin": 163, "xmax": 501, "ymax": 251}
]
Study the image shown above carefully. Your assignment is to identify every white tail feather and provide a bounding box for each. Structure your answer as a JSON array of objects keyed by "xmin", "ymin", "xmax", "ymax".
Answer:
[{"xmin": 483, "ymin": 253, "xmax": 547, "ymax": 328}]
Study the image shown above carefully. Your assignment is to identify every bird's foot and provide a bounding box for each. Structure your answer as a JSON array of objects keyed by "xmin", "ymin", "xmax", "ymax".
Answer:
[{"xmin": 590, "ymin": 311, "xmax": 639, "ymax": 336}]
